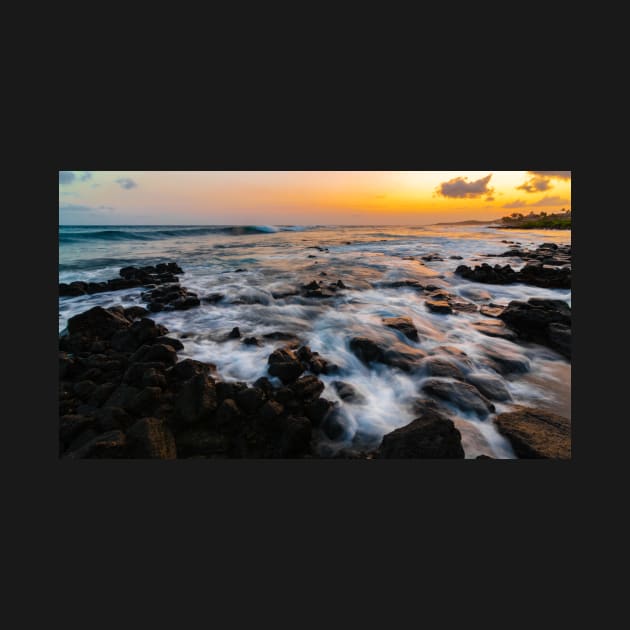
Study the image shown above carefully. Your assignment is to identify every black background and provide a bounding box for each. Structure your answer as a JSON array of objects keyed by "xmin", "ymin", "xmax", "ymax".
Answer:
[{"xmin": 10, "ymin": 39, "xmax": 608, "ymax": 626}]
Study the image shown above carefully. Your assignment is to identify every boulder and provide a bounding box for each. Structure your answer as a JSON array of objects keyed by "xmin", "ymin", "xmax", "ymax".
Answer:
[
  {"xmin": 64, "ymin": 430, "xmax": 127, "ymax": 459},
  {"xmin": 494, "ymin": 407, "xmax": 571, "ymax": 459},
  {"xmin": 383, "ymin": 316, "xmax": 419, "ymax": 341},
  {"xmin": 425, "ymin": 299, "xmax": 452, "ymax": 314},
  {"xmin": 175, "ymin": 374, "xmax": 218, "ymax": 424},
  {"xmin": 464, "ymin": 373, "xmax": 512, "ymax": 402},
  {"xmin": 421, "ymin": 378, "xmax": 495, "ymax": 417},
  {"xmin": 268, "ymin": 347, "xmax": 304, "ymax": 384},
  {"xmin": 67, "ymin": 306, "xmax": 130, "ymax": 338},
  {"xmin": 378, "ymin": 408, "xmax": 464, "ymax": 458},
  {"xmin": 331, "ymin": 381, "xmax": 366, "ymax": 403},
  {"xmin": 128, "ymin": 417, "xmax": 177, "ymax": 459},
  {"xmin": 483, "ymin": 348, "xmax": 530, "ymax": 375},
  {"xmin": 421, "ymin": 356, "xmax": 465, "ymax": 380}
]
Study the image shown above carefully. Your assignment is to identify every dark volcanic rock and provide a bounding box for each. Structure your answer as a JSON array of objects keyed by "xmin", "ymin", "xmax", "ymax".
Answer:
[
  {"xmin": 464, "ymin": 373, "xmax": 511, "ymax": 401},
  {"xmin": 169, "ymin": 359, "xmax": 211, "ymax": 383},
  {"xmin": 494, "ymin": 407, "xmax": 571, "ymax": 459},
  {"xmin": 291, "ymin": 375, "xmax": 325, "ymax": 403},
  {"xmin": 383, "ymin": 316, "xmax": 419, "ymax": 341},
  {"xmin": 349, "ymin": 337, "xmax": 386, "ymax": 364},
  {"xmin": 425, "ymin": 299, "xmax": 452, "ymax": 314},
  {"xmin": 456, "ymin": 261, "xmax": 570, "ymax": 289},
  {"xmin": 67, "ymin": 306, "xmax": 130, "ymax": 338},
  {"xmin": 228, "ymin": 327, "xmax": 241, "ymax": 339},
  {"xmin": 281, "ymin": 416, "xmax": 312, "ymax": 457},
  {"xmin": 128, "ymin": 417, "xmax": 177, "ymax": 459},
  {"xmin": 303, "ymin": 398, "xmax": 334, "ymax": 425},
  {"xmin": 332, "ymin": 381, "xmax": 366, "ymax": 403},
  {"xmin": 472, "ymin": 319, "xmax": 517, "ymax": 341},
  {"xmin": 421, "ymin": 378, "xmax": 495, "ymax": 417},
  {"xmin": 499, "ymin": 298, "xmax": 571, "ymax": 358},
  {"xmin": 130, "ymin": 343, "xmax": 178, "ymax": 366},
  {"xmin": 175, "ymin": 374, "xmax": 218, "ymax": 424},
  {"xmin": 421, "ymin": 357, "xmax": 465, "ymax": 380},
  {"xmin": 235, "ymin": 387, "xmax": 266, "ymax": 414},
  {"xmin": 483, "ymin": 348, "xmax": 530, "ymax": 375},
  {"xmin": 378, "ymin": 407, "xmax": 464, "ymax": 458},
  {"xmin": 64, "ymin": 430, "xmax": 128, "ymax": 459},
  {"xmin": 268, "ymin": 347, "xmax": 304, "ymax": 384}
]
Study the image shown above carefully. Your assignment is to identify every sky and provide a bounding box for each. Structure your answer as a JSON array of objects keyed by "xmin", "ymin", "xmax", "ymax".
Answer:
[{"xmin": 59, "ymin": 171, "xmax": 571, "ymax": 225}]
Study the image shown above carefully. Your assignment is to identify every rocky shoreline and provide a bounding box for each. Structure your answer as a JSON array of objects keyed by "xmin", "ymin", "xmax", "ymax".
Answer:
[{"xmin": 59, "ymin": 245, "xmax": 571, "ymax": 459}]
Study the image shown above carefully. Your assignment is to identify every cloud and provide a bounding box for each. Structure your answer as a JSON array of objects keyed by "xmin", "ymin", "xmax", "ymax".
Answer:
[
  {"xmin": 516, "ymin": 170, "xmax": 571, "ymax": 194},
  {"xmin": 528, "ymin": 171, "xmax": 571, "ymax": 180},
  {"xmin": 503, "ymin": 195, "xmax": 569, "ymax": 209},
  {"xmin": 59, "ymin": 171, "xmax": 93, "ymax": 185},
  {"xmin": 59, "ymin": 171, "xmax": 76, "ymax": 185},
  {"xmin": 115, "ymin": 177, "xmax": 137, "ymax": 190},
  {"xmin": 435, "ymin": 174, "xmax": 494, "ymax": 199},
  {"xmin": 59, "ymin": 202, "xmax": 114, "ymax": 213},
  {"xmin": 517, "ymin": 176, "xmax": 552, "ymax": 193}
]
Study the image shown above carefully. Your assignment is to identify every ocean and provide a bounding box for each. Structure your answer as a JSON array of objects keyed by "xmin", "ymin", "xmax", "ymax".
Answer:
[{"xmin": 59, "ymin": 224, "xmax": 571, "ymax": 458}]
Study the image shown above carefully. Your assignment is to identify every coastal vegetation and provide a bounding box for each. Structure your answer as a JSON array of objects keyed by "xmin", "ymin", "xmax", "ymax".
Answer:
[{"xmin": 498, "ymin": 208, "xmax": 571, "ymax": 229}]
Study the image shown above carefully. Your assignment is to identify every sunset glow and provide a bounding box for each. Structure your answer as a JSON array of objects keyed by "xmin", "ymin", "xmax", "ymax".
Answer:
[{"xmin": 59, "ymin": 171, "xmax": 571, "ymax": 225}]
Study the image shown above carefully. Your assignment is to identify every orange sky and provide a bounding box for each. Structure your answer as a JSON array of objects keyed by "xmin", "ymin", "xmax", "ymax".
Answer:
[{"xmin": 59, "ymin": 171, "xmax": 571, "ymax": 224}]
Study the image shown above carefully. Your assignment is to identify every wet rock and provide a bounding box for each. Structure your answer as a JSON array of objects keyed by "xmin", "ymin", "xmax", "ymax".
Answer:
[
  {"xmin": 500, "ymin": 298, "xmax": 571, "ymax": 359},
  {"xmin": 472, "ymin": 319, "xmax": 517, "ymax": 341},
  {"xmin": 322, "ymin": 409, "xmax": 345, "ymax": 440},
  {"xmin": 128, "ymin": 417, "xmax": 177, "ymax": 459},
  {"xmin": 280, "ymin": 416, "xmax": 312, "ymax": 457},
  {"xmin": 483, "ymin": 348, "xmax": 530, "ymax": 375},
  {"xmin": 73, "ymin": 380, "xmax": 97, "ymax": 400},
  {"xmin": 67, "ymin": 306, "xmax": 130, "ymax": 338},
  {"xmin": 349, "ymin": 337, "xmax": 386, "ymax": 364},
  {"xmin": 89, "ymin": 382, "xmax": 118, "ymax": 406},
  {"xmin": 456, "ymin": 261, "xmax": 570, "ymax": 289},
  {"xmin": 128, "ymin": 387, "xmax": 163, "ymax": 415},
  {"xmin": 242, "ymin": 337, "xmax": 260, "ymax": 346},
  {"xmin": 303, "ymin": 398, "xmax": 334, "ymax": 426},
  {"xmin": 494, "ymin": 407, "xmax": 571, "ymax": 459},
  {"xmin": 459, "ymin": 287, "xmax": 492, "ymax": 301},
  {"xmin": 449, "ymin": 255, "xmax": 463, "ymax": 260},
  {"xmin": 378, "ymin": 407, "xmax": 464, "ymax": 458},
  {"xmin": 169, "ymin": 359, "xmax": 211, "ymax": 383},
  {"xmin": 152, "ymin": 336, "xmax": 184, "ymax": 351},
  {"xmin": 268, "ymin": 347, "xmax": 304, "ymax": 384},
  {"xmin": 331, "ymin": 381, "xmax": 366, "ymax": 403},
  {"xmin": 421, "ymin": 253, "xmax": 444, "ymax": 262},
  {"xmin": 203, "ymin": 293, "xmax": 224, "ymax": 303},
  {"xmin": 421, "ymin": 378, "xmax": 495, "ymax": 417},
  {"xmin": 228, "ymin": 327, "xmax": 241, "ymax": 339},
  {"xmin": 175, "ymin": 374, "xmax": 218, "ymax": 424},
  {"xmin": 123, "ymin": 306, "xmax": 149, "ymax": 320},
  {"xmin": 94, "ymin": 406, "xmax": 135, "ymax": 432},
  {"xmin": 465, "ymin": 373, "xmax": 511, "ymax": 402},
  {"xmin": 214, "ymin": 399, "xmax": 244, "ymax": 430},
  {"xmin": 480, "ymin": 304, "xmax": 505, "ymax": 318},
  {"xmin": 104, "ymin": 384, "xmax": 140, "ymax": 411},
  {"xmin": 425, "ymin": 299, "xmax": 452, "ymax": 314},
  {"xmin": 129, "ymin": 343, "xmax": 178, "ymax": 366},
  {"xmin": 235, "ymin": 387, "xmax": 266, "ymax": 414},
  {"xmin": 290, "ymin": 375, "xmax": 325, "ymax": 403},
  {"xmin": 421, "ymin": 357, "xmax": 465, "ymax": 380},
  {"xmin": 547, "ymin": 323, "xmax": 571, "ymax": 359},
  {"xmin": 64, "ymin": 430, "xmax": 127, "ymax": 459},
  {"xmin": 383, "ymin": 316, "xmax": 419, "ymax": 341}
]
